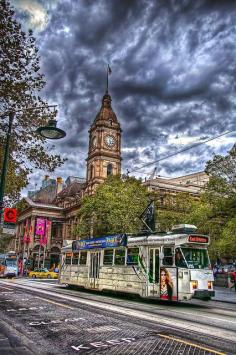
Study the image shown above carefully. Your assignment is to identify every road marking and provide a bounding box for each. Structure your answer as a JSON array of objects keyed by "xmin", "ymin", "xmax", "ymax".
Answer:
[
  {"xmin": 71, "ymin": 338, "xmax": 136, "ymax": 351},
  {"xmin": 0, "ymin": 299, "xmax": 13, "ymax": 303},
  {"xmin": 35, "ymin": 296, "xmax": 75, "ymax": 310},
  {"xmin": 29, "ymin": 317, "xmax": 85, "ymax": 326},
  {"xmin": 7, "ymin": 306, "xmax": 46, "ymax": 312},
  {"xmin": 0, "ymin": 286, "xmax": 13, "ymax": 290},
  {"xmin": 158, "ymin": 334, "xmax": 226, "ymax": 355}
]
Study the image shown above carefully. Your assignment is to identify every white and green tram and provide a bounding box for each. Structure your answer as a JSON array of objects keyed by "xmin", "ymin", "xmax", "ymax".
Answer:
[{"xmin": 59, "ymin": 225, "xmax": 215, "ymax": 301}]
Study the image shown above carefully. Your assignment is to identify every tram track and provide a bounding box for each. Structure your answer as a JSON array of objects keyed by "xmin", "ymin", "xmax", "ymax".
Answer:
[
  {"xmin": 4, "ymin": 279, "xmax": 236, "ymax": 325},
  {"xmin": 0, "ymin": 279, "xmax": 235, "ymax": 354},
  {"xmin": 1, "ymin": 280, "xmax": 236, "ymax": 342}
]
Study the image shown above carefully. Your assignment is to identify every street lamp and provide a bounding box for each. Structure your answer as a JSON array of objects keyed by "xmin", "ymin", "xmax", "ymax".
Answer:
[
  {"xmin": 36, "ymin": 118, "xmax": 66, "ymax": 139},
  {"xmin": 0, "ymin": 106, "xmax": 66, "ymax": 225}
]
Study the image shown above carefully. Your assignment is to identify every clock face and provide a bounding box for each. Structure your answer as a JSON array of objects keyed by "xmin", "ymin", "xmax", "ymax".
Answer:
[{"xmin": 105, "ymin": 135, "xmax": 115, "ymax": 147}]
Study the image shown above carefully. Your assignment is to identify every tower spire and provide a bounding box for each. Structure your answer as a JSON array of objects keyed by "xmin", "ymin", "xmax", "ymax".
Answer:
[{"xmin": 106, "ymin": 64, "xmax": 112, "ymax": 94}]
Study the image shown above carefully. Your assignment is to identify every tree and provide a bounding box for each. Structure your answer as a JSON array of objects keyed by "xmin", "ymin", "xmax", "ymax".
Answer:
[
  {"xmin": 0, "ymin": 1, "xmax": 65, "ymax": 203},
  {"xmin": 75, "ymin": 176, "xmax": 151, "ymax": 237},
  {"xmin": 205, "ymin": 143, "xmax": 236, "ymax": 196},
  {"xmin": 156, "ymin": 193, "xmax": 196, "ymax": 232}
]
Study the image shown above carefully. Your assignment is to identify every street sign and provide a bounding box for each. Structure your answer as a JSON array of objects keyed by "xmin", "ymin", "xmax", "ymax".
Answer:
[
  {"xmin": 2, "ymin": 222, "xmax": 16, "ymax": 235},
  {"xmin": 3, "ymin": 208, "xmax": 17, "ymax": 223},
  {"xmin": 2, "ymin": 227, "xmax": 16, "ymax": 235}
]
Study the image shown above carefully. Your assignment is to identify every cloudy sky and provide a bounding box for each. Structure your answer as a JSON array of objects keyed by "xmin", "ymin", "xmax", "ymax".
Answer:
[{"xmin": 11, "ymin": 0, "xmax": 236, "ymax": 192}]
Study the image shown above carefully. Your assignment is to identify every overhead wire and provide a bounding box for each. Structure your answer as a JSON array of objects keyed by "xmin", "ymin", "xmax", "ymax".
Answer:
[{"xmin": 128, "ymin": 129, "xmax": 236, "ymax": 174}]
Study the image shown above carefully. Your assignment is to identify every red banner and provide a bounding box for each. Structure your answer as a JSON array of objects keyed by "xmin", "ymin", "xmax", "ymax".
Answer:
[{"xmin": 39, "ymin": 220, "xmax": 51, "ymax": 245}]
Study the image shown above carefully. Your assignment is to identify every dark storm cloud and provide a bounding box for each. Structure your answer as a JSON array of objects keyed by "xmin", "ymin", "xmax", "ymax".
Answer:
[{"xmin": 12, "ymin": 0, "xmax": 236, "ymax": 185}]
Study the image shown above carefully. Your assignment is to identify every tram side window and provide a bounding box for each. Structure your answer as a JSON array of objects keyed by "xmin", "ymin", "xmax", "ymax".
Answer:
[
  {"xmin": 65, "ymin": 255, "xmax": 71, "ymax": 265},
  {"xmin": 103, "ymin": 249, "xmax": 113, "ymax": 265},
  {"xmin": 80, "ymin": 252, "xmax": 87, "ymax": 265},
  {"xmin": 163, "ymin": 247, "xmax": 173, "ymax": 266},
  {"xmin": 72, "ymin": 253, "xmax": 79, "ymax": 265},
  {"xmin": 127, "ymin": 248, "xmax": 139, "ymax": 265},
  {"xmin": 115, "ymin": 249, "xmax": 125, "ymax": 265}
]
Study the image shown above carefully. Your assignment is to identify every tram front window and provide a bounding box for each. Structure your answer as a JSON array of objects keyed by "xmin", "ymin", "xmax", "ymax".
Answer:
[
  {"xmin": 175, "ymin": 248, "xmax": 187, "ymax": 268},
  {"xmin": 181, "ymin": 248, "xmax": 210, "ymax": 269},
  {"xmin": 6, "ymin": 259, "xmax": 17, "ymax": 267}
]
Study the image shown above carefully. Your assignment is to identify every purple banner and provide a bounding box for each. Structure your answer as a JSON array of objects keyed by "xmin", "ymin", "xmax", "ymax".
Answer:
[{"xmin": 35, "ymin": 218, "xmax": 46, "ymax": 236}]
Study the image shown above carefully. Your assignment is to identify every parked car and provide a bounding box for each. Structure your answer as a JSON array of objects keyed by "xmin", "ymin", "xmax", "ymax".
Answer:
[{"xmin": 28, "ymin": 268, "xmax": 58, "ymax": 279}]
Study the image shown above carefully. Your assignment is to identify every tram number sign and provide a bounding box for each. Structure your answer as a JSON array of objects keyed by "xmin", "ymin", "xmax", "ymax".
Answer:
[{"xmin": 188, "ymin": 235, "xmax": 208, "ymax": 243}]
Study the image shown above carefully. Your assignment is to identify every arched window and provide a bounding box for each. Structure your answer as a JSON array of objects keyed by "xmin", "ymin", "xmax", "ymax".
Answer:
[{"xmin": 107, "ymin": 163, "xmax": 113, "ymax": 176}]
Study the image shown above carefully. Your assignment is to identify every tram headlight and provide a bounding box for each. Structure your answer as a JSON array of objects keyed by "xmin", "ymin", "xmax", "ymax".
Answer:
[
  {"xmin": 191, "ymin": 280, "xmax": 198, "ymax": 290},
  {"xmin": 208, "ymin": 281, "xmax": 213, "ymax": 289}
]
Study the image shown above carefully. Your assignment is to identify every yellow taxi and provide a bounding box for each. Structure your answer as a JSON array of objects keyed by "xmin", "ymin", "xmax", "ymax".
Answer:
[{"xmin": 28, "ymin": 268, "xmax": 58, "ymax": 279}]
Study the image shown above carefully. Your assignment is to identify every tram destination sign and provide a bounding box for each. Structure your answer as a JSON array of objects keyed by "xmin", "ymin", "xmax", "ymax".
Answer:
[
  {"xmin": 72, "ymin": 234, "xmax": 127, "ymax": 251},
  {"xmin": 188, "ymin": 235, "xmax": 208, "ymax": 243}
]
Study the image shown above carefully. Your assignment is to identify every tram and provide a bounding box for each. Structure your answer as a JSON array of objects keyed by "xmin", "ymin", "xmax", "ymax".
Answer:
[
  {"xmin": 59, "ymin": 224, "xmax": 215, "ymax": 301},
  {"xmin": 0, "ymin": 251, "xmax": 18, "ymax": 278}
]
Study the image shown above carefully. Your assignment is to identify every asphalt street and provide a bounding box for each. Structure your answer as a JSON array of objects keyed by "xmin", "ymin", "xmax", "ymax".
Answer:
[{"xmin": 0, "ymin": 279, "xmax": 235, "ymax": 355}]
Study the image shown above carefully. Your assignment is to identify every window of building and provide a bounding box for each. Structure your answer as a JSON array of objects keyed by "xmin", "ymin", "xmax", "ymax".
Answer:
[
  {"xmin": 162, "ymin": 247, "xmax": 173, "ymax": 266},
  {"xmin": 107, "ymin": 163, "xmax": 113, "ymax": 176},
  {"xmin": 79, "ymin": 251, "xmax": 87, "ymax": 265},
  {"xmin": 72, "ymin": 253, "xmax": 79, "ymax": 265},
  {"xmin": 103, "ymin": 249, "xmax": 113, "ymax": 265},
  {"xmin": 127, "ymin": 248, "xmax": 139, "ymax": 265},
  {"xmin": 115, "ymin": 249, "xmax": 125, "ymax": 265}
]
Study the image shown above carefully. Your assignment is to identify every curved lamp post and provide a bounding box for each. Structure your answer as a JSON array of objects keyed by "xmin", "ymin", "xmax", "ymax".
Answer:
[{"xmin": 0, "ymin": 108, "xmax": 66, "ymax": 225}]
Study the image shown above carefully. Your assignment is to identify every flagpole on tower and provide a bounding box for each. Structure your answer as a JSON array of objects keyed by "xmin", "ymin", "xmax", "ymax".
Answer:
[{"xmin": 106, "ymin": 64, "xmax": 112, "ymax": 94}]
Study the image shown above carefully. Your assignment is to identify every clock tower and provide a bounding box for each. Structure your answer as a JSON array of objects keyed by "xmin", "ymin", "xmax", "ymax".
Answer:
[{"xmin": 86, "ymin": 92, "xmax": 122, "ymax": 193}]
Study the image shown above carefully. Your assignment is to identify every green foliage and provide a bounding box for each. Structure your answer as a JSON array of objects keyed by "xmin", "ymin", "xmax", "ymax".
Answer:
[
  {"xmin": 75, "ymin": 176, "xmax": 151, "ymax": 237},
  {"xmin": 156, "ymin": 193, "xmax": 195, "ymax": 231},
  {"xmin": 0, "ymin": 234, "xmax": 12, "ymax": 253},
  {"xmin": 0, "ymin": 1, "xmax": 65, "ymax": 204},
  {"xmin": 202, "ymin": 145, "xmax": 236, "ymax": 259},
  {"xmin": 205, "ymin": 144, "xmax": 236, "ymax": 195}
]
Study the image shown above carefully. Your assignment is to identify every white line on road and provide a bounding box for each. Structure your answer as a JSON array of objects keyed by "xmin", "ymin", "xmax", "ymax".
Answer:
[
  {"xmin": 35, "ymin": 296, "xmax": 75, "ymax": 310},
  {"xmin": 0, "ymin": 286, "xmax": 13, "ymax": 290}
]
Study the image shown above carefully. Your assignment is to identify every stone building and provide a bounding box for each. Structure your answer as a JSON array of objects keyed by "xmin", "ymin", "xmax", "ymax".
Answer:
[{"xmin": 144, "ymin": 171, "xmax": 209, "ymax": 207}]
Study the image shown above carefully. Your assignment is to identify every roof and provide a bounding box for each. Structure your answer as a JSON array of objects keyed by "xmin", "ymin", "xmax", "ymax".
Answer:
[
  {"xmin": 24, "ymin": 197, "xmax": 63, "ymax": 210},
  {"xmin": 57, "ymin": 181, "xmax": 85, "ymax": 199},
  {"xmin": 94, "ymin": 94, "xmax": 119, "ymax": 124}
]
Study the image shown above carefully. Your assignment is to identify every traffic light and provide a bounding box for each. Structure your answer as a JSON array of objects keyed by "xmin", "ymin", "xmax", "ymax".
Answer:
[{"xmin": 3, "ymin": 208, "xmax": 17, "ymax": 223}]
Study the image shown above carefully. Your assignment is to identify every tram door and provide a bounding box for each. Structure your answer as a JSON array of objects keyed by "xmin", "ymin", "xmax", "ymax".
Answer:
[
  {"xmin": 148, "ymin": 248, "xmax": 160, "ymax": 296},
  {"xmin": 89, "ymin": 252, "xmax": 101, "ymax": 289}
]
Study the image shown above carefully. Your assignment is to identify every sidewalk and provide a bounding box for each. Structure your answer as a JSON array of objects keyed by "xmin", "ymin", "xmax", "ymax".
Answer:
[{"xmin": 212, "ymin": 286, "xmax": 236, "ymax": 304}]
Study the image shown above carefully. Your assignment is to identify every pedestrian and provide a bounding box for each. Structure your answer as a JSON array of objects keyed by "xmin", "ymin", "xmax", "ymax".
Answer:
[{"xmin": 230, "ymin": 270, "xmax": 236, "ymax": 291}]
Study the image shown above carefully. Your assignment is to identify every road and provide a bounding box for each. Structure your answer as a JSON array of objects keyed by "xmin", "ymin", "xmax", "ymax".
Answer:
[{"xmin": 0, "ymin": 278, "xmax": 235, "ymax": 355}]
